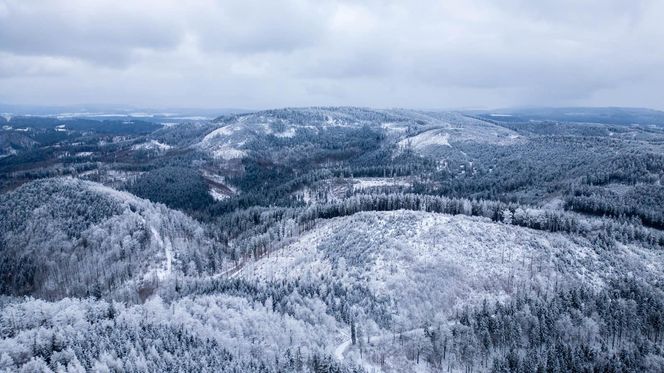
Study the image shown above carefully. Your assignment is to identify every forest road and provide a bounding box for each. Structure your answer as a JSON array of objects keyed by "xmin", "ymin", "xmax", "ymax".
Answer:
[{"xmin": 334, "ymin": 328, "xmax": 424, "ymax": 362}]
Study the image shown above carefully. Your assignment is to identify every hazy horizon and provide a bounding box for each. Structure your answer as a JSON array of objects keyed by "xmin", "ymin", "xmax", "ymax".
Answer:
[
  {"xmin": 3, "ymin": 102, "xmax": 664, "ymax": 117},
  {"xmin": 1, "ymin": 0, "xmax": 664, "ymax": 110}
]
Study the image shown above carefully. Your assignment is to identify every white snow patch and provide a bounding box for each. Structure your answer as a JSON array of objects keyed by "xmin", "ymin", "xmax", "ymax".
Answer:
[
  {"xmin": 325, "ymin": 116, "xmax": 338, "ymax": 126},
  {"xmin": 239, "ymin": 210, "xmax": 660, "ymax": 328},
  {"xmin": 200, "ymin": 124, "xmax": 249, "ymax": 160},
  {"xmin": 202, "ymin": 125, "xmax": 236, "ymax": 142},
  {"xmin": 273, "ymin": 127, "xmax": 296, "ymax": 138},
  {"xmin": 209, "ymin": 188, "xmax": 230, "ymax": 201},
  {"xmin": 201, "ymin": 170, "xmax": 225, "ymax": 184},
  {"xmin": 352, "ymin": 178, "xmax": 411, "ymax": 190},
  {"xmin": 87, "ymin": 182, "xmax": 143, "ymax": 205},
  {"xmin": 399, "ymin": 129, "xmax": 451, "ymax": 149},
  {"xmin": 132, "ymin": 140, "xmax": 173, "ymax": 151},
  {"xmin": 334, "ymin": 339, "xmax": 352, "ymax": 361},
  {"xmin": 150, "ymin": 226, "xmax": 173, "ymax": 280},
  {"xmin": 381, "ymin": 122, "xmax": 408, "ymax": 133},
  {"xmin": 212, "ymin": 146, "xmax": 247, "ymax": 160}
]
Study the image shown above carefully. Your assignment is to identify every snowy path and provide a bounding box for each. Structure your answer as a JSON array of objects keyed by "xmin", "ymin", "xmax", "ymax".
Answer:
[
  {"xmin": 334, "ymin": 328, "xmax": 424, "ymax": 362},
  {"xmin": 150, "ymin": 226, "xmax": 172, "ymax": 279},
  {"xmin": 211, "ymin": 263, "xmax": 243, "ymax": 279},
  {"xmin": 334, "ymin": 339, "xmax": 352, "ymax": 361}
]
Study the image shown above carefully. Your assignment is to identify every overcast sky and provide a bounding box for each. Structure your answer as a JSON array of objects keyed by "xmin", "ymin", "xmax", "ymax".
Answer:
[{"xmin": 1, "ymin": 0, "xmax": 663, "ymax": 110}]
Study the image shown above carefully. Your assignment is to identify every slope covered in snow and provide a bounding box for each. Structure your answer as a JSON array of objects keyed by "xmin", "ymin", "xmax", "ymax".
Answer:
[
  {"xmin": 198, "ymin": 107, "xmax": 401, "ymax": 161},
  {"xmin": 240, "ymin": 210, "xmax": 663, "ymax": 327},
  {"xmin": 197, "ymin": 107, "xmax": 521, "ymax": 162},
  {"xmin": 0, "ymin": 177, "xmax": 218, "ymax": 301},
  {"xmin": 396, "ymin": 112, "xmax": 522, "ymax": 157}
]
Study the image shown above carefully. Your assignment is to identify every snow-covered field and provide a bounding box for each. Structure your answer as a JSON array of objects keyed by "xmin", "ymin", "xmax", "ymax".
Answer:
[
  {"xmin": 209, "ymin": 188, "xmax": 230, "ymax": 201},
  {"xmin": 199, "ymin": 124, "xmax": 250, "ymax": 160},
  {"xmin": 293, "ymin": 178, "xmax": 412, "ymax": 204},
  {"xmin": 398, "ymin": 129, "xmax": 451, "ymax": 149},
  {"xmin": 352, "ymin": 178, "xmax": 412, "ymax": 190},
  {"xmin": 131, "ymin": 140, "xmax": 173, "ymax": 151}
]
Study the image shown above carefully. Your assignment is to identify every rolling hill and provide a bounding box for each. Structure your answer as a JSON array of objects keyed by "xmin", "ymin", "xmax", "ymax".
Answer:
[{"xmin": 0, "ymin": 177, "xmax": 220, "ymax": 301}]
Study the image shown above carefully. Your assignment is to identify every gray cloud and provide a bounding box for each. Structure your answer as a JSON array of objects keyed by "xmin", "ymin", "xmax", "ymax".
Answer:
[
  {"xmin": 0, "ymin": 0, "xmax": 662, "ymax": 109},
  {"xmin": 191, "ymin": 0, "xmax": 330, "ymax": 54},
  {"xmin": 0, "ymin": 0, "xmax": 183, "ymax": 67}
]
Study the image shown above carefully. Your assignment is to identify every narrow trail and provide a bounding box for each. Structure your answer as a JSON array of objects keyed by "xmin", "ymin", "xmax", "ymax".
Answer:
[
  {"xmin": 150, "ymin": 226, "xmax": 172, "ymax": 279},
  {"xmin": 333, "ymin": 328, "xmax": 424, "ymax": 362}
]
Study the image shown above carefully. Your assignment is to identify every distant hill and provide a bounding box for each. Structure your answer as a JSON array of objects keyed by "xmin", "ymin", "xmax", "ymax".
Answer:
[
  {"xmin": 200, "ymin": 107, "xmax": 520, "ymax": 162},
  {"xmin": 469, "ymin": 107, "xmax": 664, "ymax": 126},
  {"xmin": 3, "ymin": 116, "xmax": 161, "ymax": 134}
]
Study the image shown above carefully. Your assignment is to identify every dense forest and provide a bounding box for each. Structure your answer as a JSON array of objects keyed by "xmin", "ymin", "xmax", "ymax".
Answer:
[{"xmin": 1, "ymin": 107, "xmax": 664, "ymax": 372}]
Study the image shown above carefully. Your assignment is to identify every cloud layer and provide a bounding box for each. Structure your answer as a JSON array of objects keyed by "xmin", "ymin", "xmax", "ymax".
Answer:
[{"xmin": 1, "ymin": 0, "xmax": 663, "ymax": 109}]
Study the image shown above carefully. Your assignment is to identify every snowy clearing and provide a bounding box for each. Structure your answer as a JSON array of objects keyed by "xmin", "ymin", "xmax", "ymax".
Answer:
[{"xmin": 131, "ymin": 140, "xmax": 173, "ymax": 151}]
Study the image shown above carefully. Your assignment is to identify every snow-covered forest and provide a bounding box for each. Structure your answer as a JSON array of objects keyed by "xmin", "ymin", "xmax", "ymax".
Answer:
[{"xmin": 1, "ymin": 107, "xmax": 664, "ymax": 372}]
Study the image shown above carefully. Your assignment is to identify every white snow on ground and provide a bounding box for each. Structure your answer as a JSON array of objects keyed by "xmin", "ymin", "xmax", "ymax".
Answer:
[
  {"xmin": 240, "ymin": 210, "xmax": 664, "ymax": 327},
  {"xmin": 150, "ymin": 226, "xmax": 173, "ymax": 280},
  {"xmin": 294, "ymin": 178, "xmax": 412, "ymax": 205},
  {"xmin": 202, "ymin": 125, "xmax": 236, "ymax": 141},
  {"xmin": 132, "ymin": 140, "xmax": 173, "ymax": 151},
  {"xmin": 201, "ymin": 170, "xmax": 226, "ymax": 184},
  {"xmin": 212, "ymin": 146, "xmax": 247, "ymax": 160},
  {"xmin": 89, "ymin": 181, "xmax": 178, "ymax": 282},
  {"xmin": 398, "ymin": 129, "xmax": 451, "ymax": 149},
  {"xmin": 393, "ymin": 112, "xmax": 522, "ymax": 156},
  {"xmin": 1, "ymin": 147, "xmax": 17, "ymax": 156},
  {"xmin": 541, "ymin": 197, "xmax": 564, "ymax": 210},
  {"xmin": 334, "ymin": 339, "xmax": 352, "ymax": 361},
  {"xmin": 199, "ymin": 124, "xmax": 250, "ymax": 160},
  {"xmin": 209, "ymin": 188, "xmax": 230, "ymax": 201},
  {"xmin": 335, "ymin": 328, "xmax": 426, "ymax": 370},
  {"xmin": 381, "ymin": 122, "xmax": 409, "ymax": 133},
  {"xmin": 299, "ymin": 187, "xmax": 314, "ymax": 204},
  {"xmin": 352, "ymin": 178, "xmax": 411, "ymax": 190},
  {"xmin": 334, "ymin": 328, "xmax": 424, "ymax": 362},
  {"xmin": 273, "ymin": 127, "xmax": 297, "ymax": 138},
  {"xmin": 234, "ymin": 208, "xmax": 664, "ymax": 370},
  {"xmin": 325, "ymin": 115, "xmax": 339, "ymax": 126},
  {"xmin": 87, "ymin": 181, "xmax": 143, "ymax": 205},
  {"xmin": 86, "ymin": 181, "xmax": 174, "ymax": 280}
]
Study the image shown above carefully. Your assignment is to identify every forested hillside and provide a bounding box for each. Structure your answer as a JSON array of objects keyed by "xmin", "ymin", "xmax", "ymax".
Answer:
[
  {"xmin": 1, "ymin": 107, "xmax": 664, "ymax": 372},
  {"xmin": 0, "ymin": 178, "xmax": 221, "ymax": 302}
]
